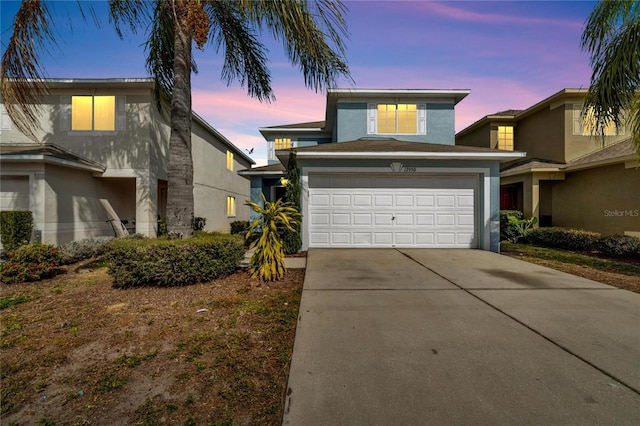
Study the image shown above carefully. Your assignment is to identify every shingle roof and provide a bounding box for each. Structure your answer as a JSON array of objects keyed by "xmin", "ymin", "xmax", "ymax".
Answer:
[
  {"xmin": 262, "ymin": 121, "xmax": 326, "ymax": 129},
  {"xmin": 237, "ymin": 163, "xmax": 285, "ymax": 176},
  {"xmin": 291, "ymin": 138, "xmax": 515, "ymax": 154},
  {"xmin": 567, "ymin": 139, "xmax": 635, "ymax": 168},
  {"xmin": 0, "ymin": 143, "xmax": 106, "ymax": 172}
]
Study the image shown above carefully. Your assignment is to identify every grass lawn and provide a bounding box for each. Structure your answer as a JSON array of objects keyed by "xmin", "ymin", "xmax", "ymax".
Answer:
[
  {"xmin": 500, "ymin": 242, "xmax": 640, "ymax": 294},
  {"xmin": 1, "ymin": 265, "xmax": 304, "ymax": 425}
]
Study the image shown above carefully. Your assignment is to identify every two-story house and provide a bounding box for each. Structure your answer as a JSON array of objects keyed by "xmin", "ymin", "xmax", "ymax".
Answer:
[
  {"xmin": 0, "ymin": 78, "xmax": 254, "ymax": 246},
  {"xmin": 456, "ymin": 88, "xmax": 639, "ymax": 237},
  {"xmin": 240, "ymin": 89, "xmax": 524, "ymax": 252}
]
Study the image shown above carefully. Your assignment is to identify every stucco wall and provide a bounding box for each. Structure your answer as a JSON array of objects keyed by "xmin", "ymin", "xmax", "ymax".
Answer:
[
  {"xmin": 335, "ymin": 101, "xmax": 455, "ymax": 144},
  {"xmin": 552, "ymin": 164, "xmax": 640, "ymax": 235},
  {"xmin": 456, "ymin": 124, "xmax": 491, "ymax": 148},
  {"xmin": 191, "ymin": 120, "xmax": 251, "ymax": 233}
]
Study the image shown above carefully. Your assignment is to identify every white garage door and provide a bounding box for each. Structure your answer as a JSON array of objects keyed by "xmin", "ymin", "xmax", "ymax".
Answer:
[
  {"xmin": 308, "ymin": 174, "xmax": 477, "ymax": 248},
  {"xmin": 0, "ymin": 176, "xmax": 30, "ymax": 211}
]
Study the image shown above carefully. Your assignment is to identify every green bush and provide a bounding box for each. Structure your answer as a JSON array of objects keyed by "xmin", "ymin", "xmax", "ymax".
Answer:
[
  {"xmin": 0, "ymin": 211, "xmax": 34, "ymax": 250},
  {"xmin": 230, "ymin": 220, "xmax": 250, "ymax": 235},
  {"xmin": 499, "ymin": 210, "xmax": 523, "ymax": 242},
  {"xmin": 595, "ymin": 235, "xmax": 640, "ymax": 258},
  {"xmin": 106, "ymin": 234, "xmax": 244, "ymax": 288},
  {"xmin": 283, "ymin": 153, "xmax": 302, "ymax": 254},
  {"xmin": 58, "ymin": 236, "xmax": 115, "ymax": 264},
  {"xmin": 1, "ymin": 244, "xmax": 62, "ymax": 284},
  {"xmin": 524, "ymin": 227, "xmax": 600, "ymax": 252}
]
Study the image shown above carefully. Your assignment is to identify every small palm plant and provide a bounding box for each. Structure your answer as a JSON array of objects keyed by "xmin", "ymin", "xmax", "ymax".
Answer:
[{"xmin": 245, "ymin": 194, "xmax": 302, "ymax": 281}]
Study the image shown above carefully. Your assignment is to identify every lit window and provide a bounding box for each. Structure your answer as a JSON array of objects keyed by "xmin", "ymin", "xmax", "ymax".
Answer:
[
  {"xmin": 226, "ymin": 196, "xmax": 236, "ymax": 217},
  {"xmin": 369, "ymin": 103, "xmax": 425, "ymax": 135},
  {"xmin": 574, "ymin": 104, "xmax": 620, "ymax": 136},
  {"xmin": 71, "ymin": 95, "xmax": 115, "ymax": 131},
  {"xmin": 275, "ymin": 138, "xmax": 292, "ymax": 150},
  {"xmin": 497, "ymin": 126, "xmax": 514, "ymax": 151},
  {"xmin": 226, "ymin": 151, "xmax": 234, "ymax": 171}
]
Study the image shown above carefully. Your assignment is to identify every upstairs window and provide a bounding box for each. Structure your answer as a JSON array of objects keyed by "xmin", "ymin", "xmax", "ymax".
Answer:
[
  {"xmin": 368, "ymin": 103, "xmax": 426, "ymax": 135},
  {"xmin": 573, "ymin": 104, "xmax": 621, "ymax": 136},
  {"xmin": 497, "ymin": 126, "xmax": 514, "ymax": 151},
  {"xmin": 226, "ymin": 196, "xmax": 236, "ymax": 217},
  {"xmin": 226, "ymin": 150, "xmax": 234, "ymax": 171},
  {"xmin": 275, "ymin": 138, "xmax": 292, "ymax": 150},
  {"xmin": 60, "ymin": 95, "xmax": 125, "ymax": 132}
]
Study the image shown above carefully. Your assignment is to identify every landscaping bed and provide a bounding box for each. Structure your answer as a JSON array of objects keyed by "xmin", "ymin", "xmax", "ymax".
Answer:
[
  {"xmin": 1, "ymin": 264, "xmax": 304, "ymax": 425},
  {"xmin": 500, "ymin": 242, "xmax": 640, "ymax": 294}
]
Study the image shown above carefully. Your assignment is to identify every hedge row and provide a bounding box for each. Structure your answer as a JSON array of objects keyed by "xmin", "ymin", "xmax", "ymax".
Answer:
[
  {"xmin": 106, "ymin": 233, "xmax": 244, "ymax": 288},
  {"xmin": 1, "ymin": 244, "xmax": 62, "ymax": 285},
  {"xmin": 524, "ymin": 227, "xmax": 640, "ymax": 258}
]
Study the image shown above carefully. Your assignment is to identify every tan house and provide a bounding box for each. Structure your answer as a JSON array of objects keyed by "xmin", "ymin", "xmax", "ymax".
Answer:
[
  {"xmin": 0, "ymin": 78, "xmax": 254, "ymax": 246},
  {"xmin": 456, "ymin": 88, "xmax": 639, "ymax": 237}
]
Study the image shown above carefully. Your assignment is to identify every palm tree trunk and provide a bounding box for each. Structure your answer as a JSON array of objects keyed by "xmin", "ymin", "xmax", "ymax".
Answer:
[{"xmin": 166, "ymin": 1, "xmax": 194, "ymax": 237}]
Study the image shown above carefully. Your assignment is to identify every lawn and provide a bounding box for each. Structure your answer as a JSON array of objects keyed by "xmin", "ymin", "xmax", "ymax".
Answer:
[
  {"xmin": 500, "ymin": 242, "xmax": 640, "ymax": 294},
  {"xmin": 0, "ymin": 264, "xmax": 304, "ymax": 425}
]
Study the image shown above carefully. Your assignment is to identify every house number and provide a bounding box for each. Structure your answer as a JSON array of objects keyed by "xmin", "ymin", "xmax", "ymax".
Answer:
[{"xmin": 403, "ymin": 167, "xmax": 417, "ymax": 173}]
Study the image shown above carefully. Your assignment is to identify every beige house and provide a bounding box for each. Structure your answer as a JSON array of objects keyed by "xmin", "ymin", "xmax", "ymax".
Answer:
[
  {"xmin": 0, "ymin": 78, "xmax": 253, "ymax": 246},
  {"xmin": 456, "ymin": 88, "xmax": 639, "ymax": 237}
]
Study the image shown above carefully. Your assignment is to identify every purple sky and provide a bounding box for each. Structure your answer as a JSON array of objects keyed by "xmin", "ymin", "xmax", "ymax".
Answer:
[{"xmin": 1, "ymin": 1, "xmax": 597, "ymax": 165}]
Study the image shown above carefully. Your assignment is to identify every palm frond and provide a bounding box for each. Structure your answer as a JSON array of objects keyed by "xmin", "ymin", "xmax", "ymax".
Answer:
[{"xmin": 1, "ymin": 0, "xmax": 56, "ymax": 141}]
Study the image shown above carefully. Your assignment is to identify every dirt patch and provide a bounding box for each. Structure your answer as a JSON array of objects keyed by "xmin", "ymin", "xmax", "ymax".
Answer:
[
  {"xmin": 502, "ymin": 252, "xmax": 640, "ymax": 294},
  {"xmin": 1, "ymin": 266, "xmax": 304, "ymax": 425}
]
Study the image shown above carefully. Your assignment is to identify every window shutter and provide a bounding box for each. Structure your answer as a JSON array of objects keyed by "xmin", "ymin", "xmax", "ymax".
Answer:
[
  {"xmin": 417, "ymin": 104, "xmax": 427, "ymax": 134},
  {"xmin": 115, "ymin": 96, "xmax": 126, "ymax": 131},
  {"xmin": 60, "ymin": 96, "xmax": 71, "ymax": 131},
  {"xmin": 367, "ymin": 103, "xmax": 377, "ymax": 134}
]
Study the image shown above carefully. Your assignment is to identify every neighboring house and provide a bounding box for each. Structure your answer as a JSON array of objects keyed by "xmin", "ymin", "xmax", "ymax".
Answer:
[
  {"xmin": 240, "ymin": 89, "xmax": 523, "ymax": 252},
  {"xmin": 0, "ymin": 78, "xmax": 254, "ymax": 246},
  {"xmin": 456, "ymin": 88, "xmax": 639, "ymax": 237}
]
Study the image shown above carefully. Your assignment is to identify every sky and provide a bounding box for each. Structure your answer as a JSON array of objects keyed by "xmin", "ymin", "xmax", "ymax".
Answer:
[{"xmin": 1, "ymin": 0, "xmax": 597, "ymax": 166}]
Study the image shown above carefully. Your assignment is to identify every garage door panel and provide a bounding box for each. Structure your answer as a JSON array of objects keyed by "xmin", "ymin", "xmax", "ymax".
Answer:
[{"xmin": 308, "ymin": 174, "xmax": 477, "ymax": 248}]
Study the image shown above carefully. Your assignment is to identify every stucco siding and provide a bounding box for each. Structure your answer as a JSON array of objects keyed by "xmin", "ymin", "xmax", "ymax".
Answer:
[
  {"xmin": 513, "ymin": 105, "xmax": 565, "ymax": 164},
  {"xmin": 552, "ymin": 164, "xmax": 640, "ymax": 235},
  {"xmin": 456, "ymin": 124, "xmax": 491, "ymax": 148}
]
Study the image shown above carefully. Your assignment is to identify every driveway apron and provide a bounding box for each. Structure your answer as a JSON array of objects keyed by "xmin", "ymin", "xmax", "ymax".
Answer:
[{"xmin": 283, "ymin": 249, "xmax": 640, "ymax": 425}]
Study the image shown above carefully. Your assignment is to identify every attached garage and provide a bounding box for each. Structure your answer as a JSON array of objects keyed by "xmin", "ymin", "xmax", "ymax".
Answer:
[
  {"xmin": 0, "ymin": 175, "xmax": 30, "ymax": 211},
  {"xmin": 308, "ymin": 174, "xmax": 477, "ymax": 248}
]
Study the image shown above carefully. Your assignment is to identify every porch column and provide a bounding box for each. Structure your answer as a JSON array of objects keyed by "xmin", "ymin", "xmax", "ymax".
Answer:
[
  {"xmin": 135, "ymin": 174, "xmax": 158, "ymax": 237},
  {"xmin": 522, "ymin": 174, "xmax": 540, "ymax": 227}
]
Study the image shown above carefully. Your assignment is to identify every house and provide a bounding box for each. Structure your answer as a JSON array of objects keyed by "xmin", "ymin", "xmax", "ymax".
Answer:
[
  {"xmin": 0, "ymin": 78, "xmax": 254, "ymax": 246},
  {"xmin": 455, "ymin": 88, "xmax": 639, "ymax": 237},
  {"xmin": 240, "ymin": 89, "xmax": 524, "ymax": 252}
]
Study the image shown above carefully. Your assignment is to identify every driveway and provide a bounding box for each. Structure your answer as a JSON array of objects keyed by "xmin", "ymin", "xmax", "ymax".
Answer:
[{"xmin": 283, "ymin": 249, "xmax": 640, "ymax": 425}]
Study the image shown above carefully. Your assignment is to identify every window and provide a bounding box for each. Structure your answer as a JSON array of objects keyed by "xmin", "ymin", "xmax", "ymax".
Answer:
[
  {"xmin": 497, "ymin": 126, "xmax": 514, "ymax": 151},
  {"xmin": 368, "ymin": 103, "xmax": 426, "ymax": 135},
  {"xmin": 275, "ymin": 138, "xmax": 292, "ymax": 150},
  {"xmin": 60, "ymin": 95, "xmax": 125, "ymax": 132},
  {"xmin": 573, "ymin": 104, "xmax": 621, "ymax": 136},
  {"xmin": 226, "ymin": 196, "xmax": 236, "ymax": 217},
  {"xmin": 226, "ymin": 151, "xmax": 234, "ymax": 171},
  {"xmin": 72, "ymin": 96, "xmax": 115, "ymax": 131}
]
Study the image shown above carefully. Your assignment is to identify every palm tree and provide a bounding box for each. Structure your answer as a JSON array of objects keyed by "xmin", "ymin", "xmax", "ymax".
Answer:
[
  {"xmin": 581, "ymin": 0, "xmax": 640, "ymax": 155},
  {"xmin": 1, "ymin": 0, "xmax": 351, "ymax": 236}
]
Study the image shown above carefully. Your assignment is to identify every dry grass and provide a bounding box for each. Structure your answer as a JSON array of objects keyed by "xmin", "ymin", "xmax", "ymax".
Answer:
[{"xmin": 1, "ymin": 265, "xmax": 304, "ymax": 426}]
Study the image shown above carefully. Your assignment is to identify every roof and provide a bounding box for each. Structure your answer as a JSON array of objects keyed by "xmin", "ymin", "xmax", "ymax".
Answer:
[
  {"xmin": 500, "ymin": 139, "xmax": 636, "ymax": 176},
  {"xmin": 277, "ymin": 138, "xmax": 524, "ymax": 162},
  {"xmin": 0, "ymin": 143, "xmax": 107, "ymax": 173},
  {"xmin": 260, "ymin": 121, "xmax": 326, "ymax": 130},
  {"xmin": 237, "ymin": 163, "xmax": 286, "ymax": 176}
]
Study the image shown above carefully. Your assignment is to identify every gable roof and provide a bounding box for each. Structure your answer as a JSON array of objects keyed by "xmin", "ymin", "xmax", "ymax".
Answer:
[
  {"xmin": 277, "ymin": 138, "xmax": 524, "ymax": 162},
  {"xmin": 0, "ymin": 143, "xmax": 107, "ymax": 173}
]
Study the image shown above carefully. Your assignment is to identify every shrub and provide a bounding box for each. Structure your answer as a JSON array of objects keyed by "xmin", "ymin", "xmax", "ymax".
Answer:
[
  {"xmin": 192, "ymin": 217, "xmax": 206, "ymax": 231},
  {"xmin": 524, "ymin": 227, "xmax": 600, "ymax": 252},
  {"xmin": 0, "ymin": 211, "xmax": 34, "ymax": 250},
  {"xmin": 283, "ymin": 153, "xmax": 302, "ymax": 254},
  {"xmin": 499, "ymin": 210, "xmax": 523, "ymax": 242},
  {"xmin": 1, "ymin": 244, "xmax": 62, "ymax": 284},
  {"xmin": 230, "ymin": 220, "xmax": 250, "ymax": 235},
  {"xmin": 106, "ymin": 233, "xmax": 244, "ymax": 288},
  {"xmin": 595, "ymin": 235, "xmax": 640, "ymax": 258},
  {"xmin": 246, "ymin": 194, "xmax": 301, "ymax": 281},
  {"xmin": 58, "ymin": 236, "xmax": 115, "ymax": 264}
]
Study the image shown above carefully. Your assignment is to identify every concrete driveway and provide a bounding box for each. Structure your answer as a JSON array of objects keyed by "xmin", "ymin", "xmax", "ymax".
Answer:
[{"xmin": 283, "ymin": 249, "xmax": 640, "ymax": 425}]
